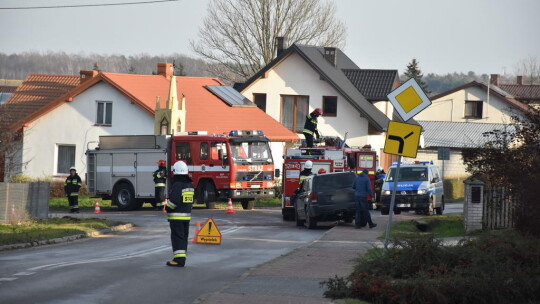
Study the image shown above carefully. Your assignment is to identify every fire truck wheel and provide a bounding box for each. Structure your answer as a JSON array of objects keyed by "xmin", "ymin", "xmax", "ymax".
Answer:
[
  {"xmin": 113, "ymin": 182, "xmax": 137, "ymax": 211},
  {"xmin": 240, "ymin": 199, "xmax": 255, "ymax": 210},
  {"xmin": 198, "ymin": 181, "xmax": 216, "ymax": 209}
]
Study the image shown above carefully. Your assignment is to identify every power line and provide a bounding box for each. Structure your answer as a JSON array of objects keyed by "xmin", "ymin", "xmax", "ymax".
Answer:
[{"xmin": 0, "ymin": 0, "xmax": 179, "ymax": 10}]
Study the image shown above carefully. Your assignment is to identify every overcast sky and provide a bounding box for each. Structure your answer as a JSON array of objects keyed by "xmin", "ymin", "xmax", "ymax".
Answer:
[{"xmin": 1, "ymin": 0, "xmax": 539, "ymax": 75}]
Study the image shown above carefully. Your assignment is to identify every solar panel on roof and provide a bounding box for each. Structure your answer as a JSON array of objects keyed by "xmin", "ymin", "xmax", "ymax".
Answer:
[{"xmin": 206, "ymin": 85, "xmax": 255, "ymax": 107}]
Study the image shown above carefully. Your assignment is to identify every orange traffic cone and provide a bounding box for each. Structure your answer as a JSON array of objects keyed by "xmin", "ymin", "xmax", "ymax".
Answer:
[
  {"xmin": 192, "ymin": 221, "xmax": 201, "ymax": 243},
  {"xmin": 94, "ymin": 201, "xmax": 101, "ymax": 213},
  {"xmin": 226, "ymin": 198, "xmax": 235, "ymax": 214},
  {"xmin": 162, "ymin": 199, "xmax": 168, "ymax": 213}
]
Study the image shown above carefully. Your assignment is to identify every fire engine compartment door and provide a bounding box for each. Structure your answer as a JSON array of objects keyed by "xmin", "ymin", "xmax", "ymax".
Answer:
[
  {"xmin": 135, "ymin": 151, "xmax": 168, "ymax": 197},
  {"xmin": 111, "ymin": 153, "xmax": 137, "ymax": 195},
  {"xmin": 95, "ymin": 153, "xmax": 112, "ymax": 193}
]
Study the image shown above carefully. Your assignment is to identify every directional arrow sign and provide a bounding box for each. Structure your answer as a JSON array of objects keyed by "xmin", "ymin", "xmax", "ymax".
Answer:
[
  {"xmin": 387, "ymin": 78, "xmax": 431, "ymax": 122},
  {"xmin": 384, "ymin": 121, "xmax": 422, "ymax": 158}
]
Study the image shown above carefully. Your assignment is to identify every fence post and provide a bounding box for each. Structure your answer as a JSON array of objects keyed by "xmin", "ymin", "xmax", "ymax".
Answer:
[{"xmin": 463, "ymin": 177, "xmax": 484, "ymax": 232}]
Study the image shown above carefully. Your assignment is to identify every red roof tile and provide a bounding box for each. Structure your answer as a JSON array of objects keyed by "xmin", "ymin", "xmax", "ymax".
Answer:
[
  {"xmin": 498, "ymin": 84, "xmax": 540, "ymax": 103},
  {"xmin": 1, "ymin": 74, "xmax": 79, "ymax": 129}
]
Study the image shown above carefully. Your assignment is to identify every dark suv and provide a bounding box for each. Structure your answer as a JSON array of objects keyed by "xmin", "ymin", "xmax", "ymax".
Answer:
[{"xmin": 294, "ymin": 171, "xmax": 357, "ymax": 229}]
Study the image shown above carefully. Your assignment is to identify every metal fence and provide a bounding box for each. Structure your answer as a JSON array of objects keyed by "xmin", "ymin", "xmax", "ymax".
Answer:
[
  {"xmin": 483, "ymin": 185, "xmax": 514, "ymax": 229},
  {"xmin": 0, "ymin": 182, "xmax": 50, "ymax": 224}
]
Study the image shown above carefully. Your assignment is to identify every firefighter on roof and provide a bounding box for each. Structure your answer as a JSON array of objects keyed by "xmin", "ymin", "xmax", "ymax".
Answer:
[
  {"xmin": 165, "ymin": 161, "xmax": 195, "ymax": 267},
  {"xmin": 302, "ymin": 108, "xmax": 322, "ymax": 148},
  {"xmin": 64, "ymin": 167, "xmax": 82, "ymax": 213},
  {"xmin": 153, "ymin": 160, "xmax": 167, "ymax": 210}
]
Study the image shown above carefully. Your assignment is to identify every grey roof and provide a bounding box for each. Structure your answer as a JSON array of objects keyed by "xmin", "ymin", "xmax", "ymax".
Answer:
[
  {"xmin": 419, "ymin": 120, "xmax": 516, "ymax": 148},
  {"xmin": 342, "ymin": 69, "xmax": 398, "ymax": 101},
  {"xmin": 238, "ymin": 44, "xmax": 408, "ymax": 132}
]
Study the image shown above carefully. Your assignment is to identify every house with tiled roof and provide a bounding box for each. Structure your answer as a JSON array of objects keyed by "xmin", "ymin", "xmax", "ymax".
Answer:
[
  {"xmin": 410, "ymin": 75, "xmax": 532, "ymax": 178},
  {"xmin": 494, "ymin": 74, "xmax": 540, "ymax": 107},
  {"xmin": 236, "ymin": 39, "xmax": 402, "ymax": 169},
  {"xmin": 0, "ymin": 79, "xmax": 23, "ymax": 105},
  {"xmin": 0, "ymin": 64, "xmax": 297, "ymax": 181}
]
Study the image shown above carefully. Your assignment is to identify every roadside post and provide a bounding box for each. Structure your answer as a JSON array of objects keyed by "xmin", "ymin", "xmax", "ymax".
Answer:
[{"xmin": 383, "ymin": 78, "xmax": 430, "ymax": 252}]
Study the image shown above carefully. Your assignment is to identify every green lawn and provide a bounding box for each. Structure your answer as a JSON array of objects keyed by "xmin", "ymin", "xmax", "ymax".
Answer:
[
  {"xmin": 384, "ymin": 214, "xmax": 465, "ymax": 238},
  {"xmin": 0, "ymin": 218, "xmax": 123, "ymax": 246}
]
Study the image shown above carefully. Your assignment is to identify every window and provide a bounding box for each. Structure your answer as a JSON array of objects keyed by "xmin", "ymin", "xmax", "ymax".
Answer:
[
  {"xmin": 322, "ymin": 96, "xmax": 337, "ymax": 117},
  {"xmin": 253, "ymin": 94, "xmax": 267, "ymax": 111},
  {"xmin": 464, "ymin": 100, "xmax": 483, "ymax": 118},
  {"xmin": 211, "ymin": 142, "xmax": 228, "ymax": 161},
  {"xmin": 175, "ymin": 142, "xmax": 192, "ymax": 165},
  {"xmin": 160, "ymin": 118, "xmax": 169, "ymax": 135},
  {"xmin": 57, "ymin": 145, "xmax": 75, "ymax": 174},
  {"xmin": 200, "ymin": 142, "xmax": 209, "ymax": 160},
  {"xmin": 281, "ymin": 95, "xmax": 309, "ymax": 133},
  {"xmin": 96, "ymin": 101, "xmax": 113, "ymax": 125}
]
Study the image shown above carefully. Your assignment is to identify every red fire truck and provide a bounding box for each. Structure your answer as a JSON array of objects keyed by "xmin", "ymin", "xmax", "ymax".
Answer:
[
  {"xmin": 86, "ymin": 130, "xmax": 276, "ymax": 211},
  {"xmin": 281, "ymin": 139, "xmax": 377, "ymax": 221}
]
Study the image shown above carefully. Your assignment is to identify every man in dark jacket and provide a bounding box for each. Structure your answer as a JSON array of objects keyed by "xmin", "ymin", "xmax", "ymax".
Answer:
[
  {"xmin": 64, "ymin": 167, "xmax": 82, "ymax": 213},
  {"xmin": 302, "ymin": 108, "xmax": 322, "ymax": 148},
  {"xmin": 165, "ymin": 161, "xmax": 195, "ymax": 267},
  {"xmin": 352, "ymin": 169, "xmax": 377, "ymax": 229},
  {"xmin": 153, "ymin": 160, "xmax": 167, "ymax": 210}
]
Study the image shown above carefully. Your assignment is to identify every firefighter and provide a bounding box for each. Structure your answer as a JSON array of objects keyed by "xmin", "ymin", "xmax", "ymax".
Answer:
[
  {"xmin": 64, "ymin": 167, "xmax": 82, "ymax": 213},
  {"xmin": 302, "ymin": 108, "xmax": 322, "ymax": 148},
  {"xmin": 293, "ymin": 160, "xmax": 314, "ymax": 207},
  {"xmin": 153, "ymin": 160, "xmax": 167, "ymax": 210},
  {"xmin": 165, "ymin": 161, "xmax": 195, "ymax": 267}
]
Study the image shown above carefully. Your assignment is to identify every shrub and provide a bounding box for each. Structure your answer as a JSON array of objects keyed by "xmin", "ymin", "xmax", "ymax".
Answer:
[
  {"xmin": 50, "ymin": 181, "xmax": 88, "ymax": 198},
  {"xmin": 8, "ymin": 174, "xmax": 51, "ymax": 183},
  {"xmin": 323, "ymin": 231, "xmax": 540, "ymax": 303},
  {"xmin": 443, "ymin": 177, "xmax": 464, "ymax": 200}
]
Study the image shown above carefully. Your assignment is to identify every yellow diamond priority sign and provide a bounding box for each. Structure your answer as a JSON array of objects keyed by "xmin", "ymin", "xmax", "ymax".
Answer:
[
  {"xmin": 384, "ymin": 121, "xmax": 422, "ymax": 158},
  {"xmin": 387, "ymin": 78, "xmax": 431, "ymax": 122}
]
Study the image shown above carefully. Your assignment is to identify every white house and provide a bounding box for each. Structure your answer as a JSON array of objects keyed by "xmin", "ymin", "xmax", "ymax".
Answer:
[
  {"xmin": 237, "ymin": 41, "xmax": 404, "ymax": 169},
  {"xmin": 1, "ymin": 64, "xmax": 297, "ymax": 181}
]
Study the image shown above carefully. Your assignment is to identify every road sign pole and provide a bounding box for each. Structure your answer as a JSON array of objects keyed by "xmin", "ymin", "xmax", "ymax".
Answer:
[{"xmin": 384, "ymin": 155, "xmax": 401, "ymax": 253}]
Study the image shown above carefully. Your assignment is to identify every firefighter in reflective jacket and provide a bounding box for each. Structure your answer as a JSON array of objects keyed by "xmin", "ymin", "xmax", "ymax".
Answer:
[
  {"xmin": 165, "ymin": 161, "xmax": 195, "ymax": 267},
  {"xmin": 302, "ymin": 108, "xmax": 322, "ymax": 148},
  {"xmin": 292, "ymin": 161, "xmax": 313, "ymax": 206},
  {"xmin": 153, "ymin": 160, "xmax": 167, "ymax": 210},
  {"xmin": 64, "ymin": 167, "xmax": 82, "ymax": 213}
]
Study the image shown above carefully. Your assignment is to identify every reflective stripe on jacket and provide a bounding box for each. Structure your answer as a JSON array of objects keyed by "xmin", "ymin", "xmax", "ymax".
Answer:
[{"xmin": 302, "ymin": 113, "xmax": 319, "ymax": 136}]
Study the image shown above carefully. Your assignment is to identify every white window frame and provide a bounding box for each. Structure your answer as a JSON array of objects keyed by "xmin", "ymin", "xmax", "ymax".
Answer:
[
  {"xmin": 56, "ymin": 144, "xmax": 76, "ymax": 174},
  {"xmin": 96, "ymin": 100, "xmax": 113, "ymax": 125}
]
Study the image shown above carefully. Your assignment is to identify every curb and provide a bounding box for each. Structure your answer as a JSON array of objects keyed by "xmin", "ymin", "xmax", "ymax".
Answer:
[{"xmin": 0, "ymin": 223, "xmax": 134, "ymax": 252}]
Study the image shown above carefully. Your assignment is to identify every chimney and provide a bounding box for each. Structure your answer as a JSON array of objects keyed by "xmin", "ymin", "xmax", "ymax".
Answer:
[
  {"xmin": 157, "ymin": 63, "xmax": 174, "ymax": 79},
  {"xmin": 517, "ymin": 75, "xmax": 524, "ymax": 85},
  {"xmin": 324, "ymin": 47, "xmax": 336, "ymax": 66},
  {"xmin": 80, "ymin": 70, "xmax": 98, "ymax": 84},
  {"xmin": 490, "ymin": 74, "xmax": 500, "ymax": 86},
  {"xmin": 276, "ymin": 37, "xmax": 286, "ymax": 57}
]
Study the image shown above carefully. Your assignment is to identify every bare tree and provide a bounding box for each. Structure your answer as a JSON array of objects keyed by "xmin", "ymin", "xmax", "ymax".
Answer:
[
  {"xmin": 191, "ymin": 0, "xmax": 347, "ymax": 83},
  {"xmin": 514, "ymin": 55, "xmax": 540, "ymax": 84}
]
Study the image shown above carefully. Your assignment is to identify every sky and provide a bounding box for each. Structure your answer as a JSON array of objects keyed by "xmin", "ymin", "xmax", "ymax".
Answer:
[{"xmin": 1, "ymin": 0, "xmax": 539, "ymax": 75}]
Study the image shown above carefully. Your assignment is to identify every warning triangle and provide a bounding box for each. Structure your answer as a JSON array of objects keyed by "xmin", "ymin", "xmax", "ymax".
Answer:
[{"xmin": 195, "ymin": 218, "xmax": 222, "ymax": 245}]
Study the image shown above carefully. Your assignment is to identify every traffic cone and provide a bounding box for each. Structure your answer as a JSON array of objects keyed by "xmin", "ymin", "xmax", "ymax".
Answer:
[
  {"xmin": 226, "ymin": 198, "xmax": 235, "ymax": 214},
  {"xmin": 192, "ymin": 221, "xmax": 201, "ymax": 243},
  {"xmin": 94, "ymin": 201, "xmax": 101, "ymax": 213},
  {"xmin": 162, "ymin": 199, "xmax": 168, "ymax": 213}
]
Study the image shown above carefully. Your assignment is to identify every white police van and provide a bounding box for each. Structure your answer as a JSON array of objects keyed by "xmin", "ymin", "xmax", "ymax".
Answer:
[{"xmin": 380, "ymin": 161, "xmax": 444, "ymax": 215}]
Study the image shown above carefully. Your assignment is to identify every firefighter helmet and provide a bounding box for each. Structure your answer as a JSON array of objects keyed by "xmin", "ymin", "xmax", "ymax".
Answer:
[
  {"xmin": 318, "ymin": 168, "xmax": 326, "ymax": 174},
  {"xmin": 157, "ymin": 160, "xmax": 166, "ymax": 167},
  {"xmin": 304, "ymin": 160, "xmax": 313, "ymax": 169},
  {"xmin": 69, "ymin": 167, "xmax": 76, "ymax": 171},
  {"xmin": 172, "ymin": 161, "xmax": 188, "ymax": 175},
  {"xmin": 313, "ymin": 108, "xmax": 323, "ymax": 116}
]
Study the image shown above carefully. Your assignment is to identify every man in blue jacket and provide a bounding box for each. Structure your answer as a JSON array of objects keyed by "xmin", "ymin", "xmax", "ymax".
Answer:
[{"xmin": 352, "ymin": 169, "xmax": 377, "ymax": 229}]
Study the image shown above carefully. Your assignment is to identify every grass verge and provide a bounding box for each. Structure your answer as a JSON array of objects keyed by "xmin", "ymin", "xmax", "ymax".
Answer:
[
  {"xmin": 384, "ymin": 214, "xmax": 465, "ymax": 238},
  {"xmin": 0, "ymin": 218, "xmax": 124, "ymax": 246}
]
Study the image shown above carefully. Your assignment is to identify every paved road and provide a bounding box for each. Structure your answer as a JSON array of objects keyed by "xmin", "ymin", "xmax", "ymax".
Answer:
[
  {"xmin": 0, "ymin": 208, "xmax": 329, "ymax": 304},
  {"xmin": 0, "ymin": 203, "xmax": 463, "ymax": 304}
]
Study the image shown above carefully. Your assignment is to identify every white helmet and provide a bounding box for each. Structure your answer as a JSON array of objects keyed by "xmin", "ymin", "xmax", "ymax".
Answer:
[
  {"xmin": 304, "ymin": 160, "xmax": 313, "ymax": 169},
  {"xmin": 172, "ymin": 161, "xmax": 189, "ymax": 175},
  {"xmin": 69, "ymin": 167, "xmax": 76, "ymax": 171}
]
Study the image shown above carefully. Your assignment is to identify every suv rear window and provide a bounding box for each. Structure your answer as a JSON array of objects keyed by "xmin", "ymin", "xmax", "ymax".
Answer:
[{"xmin": 313, "ymin": 172, "xmax": 356, "ymax": 192}]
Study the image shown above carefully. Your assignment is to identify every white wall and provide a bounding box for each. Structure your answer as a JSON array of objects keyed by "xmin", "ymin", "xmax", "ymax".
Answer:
[
  {"xmin": 21, "ymin": 82, "xmax": 155, "ymax": 180},
  {"xmin": 416, "ymin": 86, "xmax": 517, "ymax": 124},
  {"xmin": 242, "ymin": 52, "xmax": 381, "ymax": 151}
]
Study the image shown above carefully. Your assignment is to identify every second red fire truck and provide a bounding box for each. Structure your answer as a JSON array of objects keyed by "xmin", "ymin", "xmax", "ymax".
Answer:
[{"xmin": 281, "ymin": 138, "xmax": 378, "ymax": 221}]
